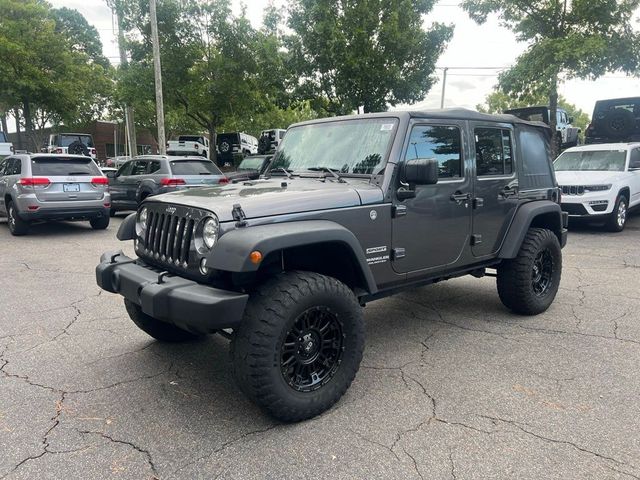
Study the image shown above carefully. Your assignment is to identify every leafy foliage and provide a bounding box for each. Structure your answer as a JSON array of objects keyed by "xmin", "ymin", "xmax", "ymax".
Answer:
[
  {"xmin": 287, "ymin": 0, "xmax": 453, "ymax": 114},
  {"xmin": 462, "ymin": 0, "xmax": 640, "ymax": 155}
]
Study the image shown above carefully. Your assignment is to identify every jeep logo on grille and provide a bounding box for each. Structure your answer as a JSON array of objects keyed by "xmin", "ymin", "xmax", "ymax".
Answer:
[{"xmin": 166, "ymin": 206, "xmax": 176, "ymax": 214}]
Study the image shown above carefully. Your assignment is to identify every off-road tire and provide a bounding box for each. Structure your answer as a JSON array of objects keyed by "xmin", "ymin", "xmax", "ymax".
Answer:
[
  {"xmin": 606, "ymin": 194, "xmax": 628, "ymax": 232},
  {"xmin": 124, "ymin": 299, "xmax": 202, "ymax": 342},
  {"xmin": 90, "ymin": 216, "xmax": 110, "ymax": 230},
  {"xmin": 7, "ymin": 201, "xmax": 29, "ymax": 236},
  {"xmin": 109, "ymin": 208, "xmax": 117, "ymax": 218},
  {"xmin": 497, "ymin": 228, "xmax": 562, "ymax": 316},
  {"xmin": 230, "ymin": 271, "xmax": 365, "ymax": 422}
]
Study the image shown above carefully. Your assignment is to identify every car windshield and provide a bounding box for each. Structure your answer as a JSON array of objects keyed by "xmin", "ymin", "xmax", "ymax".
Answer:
[
  {"xmin": 554, "ymin": 150, "xmax": 627, "ymax": 172},
  {"xmin": 31, "ymin": 157, "xmax": 101, "ymax": 176},
  {"xmin": 169, "ymin": 160, "xmax": 221, "ymax": 175},
  {"xmin": 271, "ymin": 118, "xmax": 398, "ymax": 175},
  {"xmin": 238, "ymin": 157, "xmax": 265, "ymax": 170},
  {"xmin": 59, "ymin": 135, "xmax": 94, "ymax": 147}
]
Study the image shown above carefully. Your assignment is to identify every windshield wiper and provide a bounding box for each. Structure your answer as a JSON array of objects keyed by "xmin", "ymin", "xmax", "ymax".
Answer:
[
  {"xmin": 306, "ymin": 167, "xmax": 347, "ymax": 183},
  {"xmin": 269, "ymin": 167, "xmax": 293, "ymax": 179}
]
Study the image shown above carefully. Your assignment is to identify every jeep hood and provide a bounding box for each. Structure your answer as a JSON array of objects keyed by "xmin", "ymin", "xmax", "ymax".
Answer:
[
  {"xmin": 149, "ymin": 177, "xmax": 384, "ymax": 222},
  {"xmin": 554, "ymin": 170, "xmax": 628, "ymax": 185}
]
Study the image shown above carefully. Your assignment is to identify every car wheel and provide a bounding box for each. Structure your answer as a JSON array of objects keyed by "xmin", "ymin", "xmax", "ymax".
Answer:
[
  {"xmin": 606, "ymin": 194, "xmax": 628, "ymax": 232},
  {"xmin": 497, "ymin": 228, "xmax": 562, "ymax": 315},
  {"xmin": 7, "ymin": 201, "xmax": 29, "ymax": 236},
  {"xmin": 230, "ymin": 271, "xmax": 365, "ymax": 422},
  {"xmin": 90, "ymin": 216, "xmax": 110, "ymax": 230},
  {"xmin": 124, "ymin": 299, "xmax": 203, "ymax": 342},
  {"xmin": 109, "ymin": 208, "xmax": 117, "ymax": 218}
]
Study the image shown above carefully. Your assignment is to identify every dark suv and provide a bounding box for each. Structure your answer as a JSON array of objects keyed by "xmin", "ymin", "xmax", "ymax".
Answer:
[
  {"xmin": 97, "ymin": 110, "xmax": 568, "ymax": 422},
  {"xmin": 107, "ymin": 155, "xmax": 228, "ymax": 215},
  {"xmin": 585, "ymin": 97, "xmax": 640, "ymax": 144}
]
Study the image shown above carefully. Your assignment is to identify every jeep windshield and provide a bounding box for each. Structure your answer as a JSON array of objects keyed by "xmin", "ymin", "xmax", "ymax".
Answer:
[
  {"xmin": 554, "ymin": 150, "xmax": 627, "ymax": 172},
  {"xmin": 271, "ymin": 118, "xmax": 398, "ymax": 176}
]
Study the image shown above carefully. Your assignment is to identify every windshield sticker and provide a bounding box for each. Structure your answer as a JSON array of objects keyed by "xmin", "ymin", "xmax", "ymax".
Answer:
[{"xmin": 380, "ymin": 124, "xmax": 394, "ymax": 131}]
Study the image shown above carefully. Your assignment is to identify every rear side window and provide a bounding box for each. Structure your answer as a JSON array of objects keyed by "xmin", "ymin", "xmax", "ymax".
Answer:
[
  {"xmin": 31, "ymin": 157, "xmax": 100, "ymax": 176},
  {"xmin": 475, "ymin": 128, "xmax": 513, "ymax": 176},
  {"xmin": 517, "ymin": 126, "xmax": 554, "ymax": 190},
  {"xmin": 405, "ymin": 125, "xmax": 463, "ymax": 179},
  {"xmin": 170, "ymin": 160, "xmax": 221, "ymax": 175},
  {"xmin": 148, "ymin": 161, "xmax": 162, "ymax": 173}
]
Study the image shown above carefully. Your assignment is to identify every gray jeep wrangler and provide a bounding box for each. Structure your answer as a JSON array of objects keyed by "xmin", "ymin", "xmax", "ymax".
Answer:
[{"xmin": 96, "ymin": 110, "xmax": 568, "ymax": 422}]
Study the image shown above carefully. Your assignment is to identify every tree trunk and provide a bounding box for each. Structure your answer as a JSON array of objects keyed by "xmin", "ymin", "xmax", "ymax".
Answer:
[
  {"xmin": 548, "ymin": 73, "xmax": 559, "ymax": 159},
  {"xmin": 0, "ymin": 114, "xmax": 7, "ymax": 135},
  {"xmin": 13, "ymin": 108, "xmax": 23, "ymax": 150},
  {"xmin": 208, "ymin": 126, "xmax": 218, "ymax": 166},
  {"xmin": 23, "ymin": 99, "xmax": 35, "ymax": 153}
]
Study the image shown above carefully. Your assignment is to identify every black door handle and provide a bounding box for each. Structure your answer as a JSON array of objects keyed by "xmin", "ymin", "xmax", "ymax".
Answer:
[
  {"xmin": 450, "ymin": 191, "xmax": 471, "ymax": 203},
  {"xmin": 500, "ymin": 186, "xmax": 518, "ymax": 198}
]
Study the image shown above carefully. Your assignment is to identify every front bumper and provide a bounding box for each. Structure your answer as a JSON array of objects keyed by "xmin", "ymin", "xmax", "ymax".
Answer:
[
  {"xmin": 561, "ymin": 198, "xmax": 613, "ymax": 218},
  {"xmin": 96, "ymin": 251, "xmax": 249, "ymax": 333}
]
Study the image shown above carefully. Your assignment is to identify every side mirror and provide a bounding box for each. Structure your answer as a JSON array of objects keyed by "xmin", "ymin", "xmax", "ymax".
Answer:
[
  {"xmin": 106, "ymin": 171, "xmax": 116, "ymax": 179},
  {"xmin": 401, "ymin": 158, "xmax": 439, "ymax": 186},
  {"xmin": 567, "ymin": 116, "xmax": 574, "ymax": 124}
]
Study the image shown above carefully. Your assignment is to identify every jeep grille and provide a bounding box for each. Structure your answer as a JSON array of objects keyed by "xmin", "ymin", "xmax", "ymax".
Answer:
[{"xmin": 561, "ymin": 185, "xmax": 585, "ymax": 196}]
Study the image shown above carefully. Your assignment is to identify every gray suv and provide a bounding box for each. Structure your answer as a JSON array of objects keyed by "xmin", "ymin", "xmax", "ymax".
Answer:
[
  {"xmin": 0, "ymin": 154, "xmax": 110, "ymax": 235},
  {"xmin": 97, "ymin": 110, "xmax": 568, "ymax": 422},
  {"xmin": 107, "ymin": 155, "xmax": 228, "ymax": 216}
]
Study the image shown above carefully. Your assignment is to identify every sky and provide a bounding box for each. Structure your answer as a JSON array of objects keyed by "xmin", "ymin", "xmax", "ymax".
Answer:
[{"xmin": 47, "ymin": 0, "xmax": 640, "ymax": 116}]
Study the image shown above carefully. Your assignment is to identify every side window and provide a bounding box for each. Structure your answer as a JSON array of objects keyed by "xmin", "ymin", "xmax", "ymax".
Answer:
[
  {"xmin": 630, "ymin": 148, "xmax": 640, "ymax": 168},
  {"xmin": 117, "ymin": 161, "xmax": 134, "ymax": 176},
  {"xmin": 405, "ymin": 125, "xmax": 462, "ymax": 179},
  {"xmin": 475, "ymin": 128, "xmax": 513, "ymax": 176},
  {"xmin": 148, "ymin": 161, "xmax": 162, "ymax": 173},
  {"xmin": 0, "ymin": 159, "xmax": 7, "ymax": 176},
  {"xmin": 131, "ymin": 160, "xmax": 148, "ymax": 176},
  {"xmin": 6, "ymin": 158, "xmax": 21, "ymax": 175}
]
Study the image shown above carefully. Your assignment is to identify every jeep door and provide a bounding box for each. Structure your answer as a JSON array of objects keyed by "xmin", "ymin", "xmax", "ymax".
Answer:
[
  {"xmin": 392, "ymin": 121, "xmax": 472, "ymax": 273},
  {"xmin": 469, "ymin": 123, "xmax": 519, "ymax": 258},
  {"xmin": 110, "ymin": 161, "xmax": 135, "ymax": 208},
  {"xmin": 628, "ymin": 147, "xmax": 640, "ymax": 207}
]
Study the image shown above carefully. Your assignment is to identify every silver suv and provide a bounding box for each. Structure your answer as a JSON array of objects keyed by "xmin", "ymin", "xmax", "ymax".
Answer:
[{"xmin": 0, "ymin": 154, "xmax": 111, "ymax": 235}]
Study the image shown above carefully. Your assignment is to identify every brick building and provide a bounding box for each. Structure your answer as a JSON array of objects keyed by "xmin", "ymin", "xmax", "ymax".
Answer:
[{"xmin": 8, "ymin": 120, "xmax": 159, "ymax": 163}]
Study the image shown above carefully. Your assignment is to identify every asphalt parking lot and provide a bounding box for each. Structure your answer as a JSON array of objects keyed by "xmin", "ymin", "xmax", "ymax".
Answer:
[{"xmin": 1, "ymin": 213, "xmax": 640, "ymax": 480}]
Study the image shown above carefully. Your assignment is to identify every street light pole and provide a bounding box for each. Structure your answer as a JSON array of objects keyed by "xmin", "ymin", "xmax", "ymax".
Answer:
[
  {"xmin": 149, "ymin": 0, "xmax": 166, "ymax": 155},
  {"xmin": 440, "ymin": 67, "xmax": 448, "ymax": 109}
]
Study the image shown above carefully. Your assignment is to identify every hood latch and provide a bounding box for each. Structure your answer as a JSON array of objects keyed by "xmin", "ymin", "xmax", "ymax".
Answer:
[{"xmin": 232, "ymin": 203, "xmax": 247, "ymax": 228}]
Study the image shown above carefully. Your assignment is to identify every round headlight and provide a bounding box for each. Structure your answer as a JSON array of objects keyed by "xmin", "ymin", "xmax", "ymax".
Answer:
[
  {"xmin": 202, "ymin": 217, "xmax": 219, "ymax": 249},
  {"xmin": 139, "ymin": 207, "xmax": 148, "ymax": 230}
]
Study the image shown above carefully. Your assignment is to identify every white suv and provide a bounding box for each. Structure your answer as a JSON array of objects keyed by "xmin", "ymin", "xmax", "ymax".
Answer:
[{"xmin": 554, "ymin": 143, "xmax": 640, "ymax": 231}]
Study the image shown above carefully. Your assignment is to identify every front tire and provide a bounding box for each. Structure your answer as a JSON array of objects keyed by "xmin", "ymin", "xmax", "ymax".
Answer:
[
  {"xmin": 90, "ymin": 216, "xmax": 110, "ymax": 230},
  {"xmin": 231, "ymin": 271, "xmax": 364, "ymax": 422},
  {"xmin": 605, "ymin": 194, "xmax": 628, "ymax": 232},
  {"xmin": 7, "ymin": 201, "xmax": 29, "ymax": 236},
  {"xmin": 124, "ymin": 299, "xmax": 202, "ymax": 342},
  {"xmin": 497, "ymin": 228, "xmax": 562, "ymax": 315}
]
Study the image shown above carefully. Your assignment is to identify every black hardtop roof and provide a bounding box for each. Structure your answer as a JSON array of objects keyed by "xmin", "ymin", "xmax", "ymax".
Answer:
[
  {"xmin": 292, "ymin": 108, "xmax": 550, "ymax": 130},
  {"xmin": 594, "ymin": 97, "xmax": 640, "ymax": 106}
]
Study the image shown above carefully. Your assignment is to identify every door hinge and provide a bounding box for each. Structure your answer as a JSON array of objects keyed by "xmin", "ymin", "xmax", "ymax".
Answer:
[
  {"xmin": 471, "ymin": 234, "xmax": 482, "ymax": 246},
  {"xmin": 473, "ymin": 197, "xmax": 484, "ymax": 209},
  {"xmin": 392, "ymin": 205, "xmax": 408, "ymax": 218},
  {"xmin": 392, "ymin": 248, "xmax": 406, "ymax": 260}
]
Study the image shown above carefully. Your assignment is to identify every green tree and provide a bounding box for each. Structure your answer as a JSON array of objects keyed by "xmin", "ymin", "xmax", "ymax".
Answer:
[
  {"xmin": 287, "ymin": 0, "xmax": 453, "ymax": 114},
  {"xmin": 463, "ymin": 0, "xmax": 640, "ymax": 155},
  {"xmin": 0, "ymin": 0, "xmax": 112, "ymax": 150}
]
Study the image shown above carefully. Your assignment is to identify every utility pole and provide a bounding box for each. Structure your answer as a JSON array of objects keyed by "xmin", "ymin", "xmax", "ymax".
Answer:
[
  {"xmin": 440, "ymin": 67, "xmax": 448, "ymax": 109},
  {"xmin": 115, "ymin": 7, "xmax": 137, "ymax": 157},
  {"xmin": 149, "ymin": 0, "xmax": 166, "ymax": 155}
]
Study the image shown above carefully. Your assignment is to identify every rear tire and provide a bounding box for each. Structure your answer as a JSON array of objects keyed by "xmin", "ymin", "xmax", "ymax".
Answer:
[
  {"xmin": 7, "ymin": 201, "xmax": 29, "ymax": 236},
  {"xmin": 90, "ymin": 216, "xmax": 110, "ymax": 230},
  {"xmin": 109, "ymin": 208, "xmax": 117, "ymax": 218},
  {"xmin": 124, "ymin": 299, "xmax": 202, "ymax": 342},
  {"xmin": 497, "ymin": 228, "xmax": 562, "ymax": 315},
  {"xmin": 605, "ymin": 194, "xmax": 628, "ymax": 232},
  {"xmin": 231, "ymin": 271, "xmax": 364, "ymax": 422}
]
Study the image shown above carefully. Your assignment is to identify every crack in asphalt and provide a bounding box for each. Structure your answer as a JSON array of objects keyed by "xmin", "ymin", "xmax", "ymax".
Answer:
[
  {"xmin": 448, "ymin": 450, "xmax": 457, "ymax": 480},
  {"xmin": 477, "ymin": 414, "xmax": 640, "ymax": 478},
  {"xmin": 171, "ymin": 424, "xmax": 279, "ymax": 477},
  {"xmin": 403, "ymin": 447, "xmax": 424, "ymax": 480},
  {"xmin": 515, "ymin": 324, "xmax": 640, "ymax": 347},
  {"xmin": 78, "ymin": 430, "xmax": 158, "ymax": 478}
]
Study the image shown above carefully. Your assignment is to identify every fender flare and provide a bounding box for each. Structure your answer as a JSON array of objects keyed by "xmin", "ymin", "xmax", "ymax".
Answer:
[
  {"xmin": 499, "ymin": 201, "xmax": 563, "ymax": 259},
  {"xmin": 117, "ymin": 213, "xmax": 136, "ymax": 241},
  {"xmin": 207, "ymin": 220, "xmax": 378, "ymax": 294}
]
